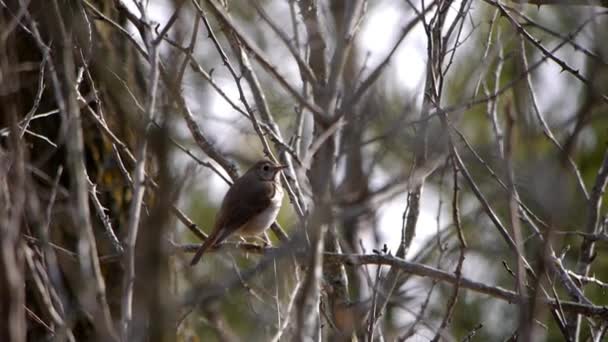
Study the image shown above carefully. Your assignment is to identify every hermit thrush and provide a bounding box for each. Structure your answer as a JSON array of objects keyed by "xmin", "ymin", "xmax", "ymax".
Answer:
[{"xmin": 190, "ymin": 159, "xmax": 286, "ymax": 265}]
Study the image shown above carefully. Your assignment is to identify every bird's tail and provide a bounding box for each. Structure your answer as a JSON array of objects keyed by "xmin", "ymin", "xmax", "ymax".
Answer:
[{"xmin": 190, "ymin": 232, "xmax": 219, "ymax": 266}]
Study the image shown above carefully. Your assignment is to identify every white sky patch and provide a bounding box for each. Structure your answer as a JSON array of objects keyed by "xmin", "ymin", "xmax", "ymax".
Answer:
[
  {"xmin": 533, "ymin": 47, "xmax": 583, "ymax": 124},
  {"xmin": 254, "ymin": 0, "xmax": 305, "ymax": 87},
  {"xmin": 120, "ymin": 0, "xmax": 169, "ymax": 22},
  {"xmin": 359, "ymin": 4, "xmax": 402, "ymax": 60},
  {"xmin": 359, "ymin": 2, "xmax": 427, "ymax": 92},
  {"xmin": 361, "ymin": 166, "xmax": 448, "ymax": 258},
  {"xmin": 375, "ymin": 186, "xmax": 447, "ymax": 259}
]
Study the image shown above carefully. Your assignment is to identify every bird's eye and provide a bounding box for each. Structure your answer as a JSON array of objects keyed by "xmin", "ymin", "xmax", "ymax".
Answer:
[{"xmin": 262, "ymin": 165, "xmax": 270, "ymax": 171}]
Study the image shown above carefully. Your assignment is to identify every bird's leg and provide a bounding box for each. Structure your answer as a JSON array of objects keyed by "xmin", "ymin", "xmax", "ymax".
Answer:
[
  {"xmin": 248, "ymin": 234, "xmax": 271, "ymax": 247},
  {"xmin": 263, "ymin": 232, "xmax": 271, "ymax": 247}
]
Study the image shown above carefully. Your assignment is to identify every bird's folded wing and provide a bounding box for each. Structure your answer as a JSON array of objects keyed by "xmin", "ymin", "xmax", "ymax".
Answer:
[
  {"xmin": 213, "ymin": 179, "xmax": 275, "ymax": 241},
  {"xmin": 190, "ymin": 179, "xmax": 275, "ymax": 265}
]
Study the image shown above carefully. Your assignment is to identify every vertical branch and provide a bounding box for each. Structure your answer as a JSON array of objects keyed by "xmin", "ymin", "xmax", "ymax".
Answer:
[
  {"xmin": 121, "ymin": 11, "xmax": 161, "ymax": 339},
  {"xmin": 293, "ymin": 1, "xmax": 367, "ymax": 340},
  {"xmin": 0, "ymin": 105, "xmax": 26, "ymax": 342},
  {"xmin": 368, "ymin": 0, "xmax": 454, "ymax": 332},
  {"xmin": 297, "ymin": 0, "xmax": 328, "ymax": 86},
  {"xmin": 430, "ymin": 160, "xmax": 467, "ymax": 342},
  {"xmin": 137, "ymin": 120, "xmax": 175, "ymax": 342},
  {"xmin": 0, "ymin": 8, "xmax": 26, "ymax": 341},
  {"xmin": 504, "ymin": 101, "xmax": 530, "ymax": 338},
  {"xmin": 310, "ymin": 2, "xmax": 365, "ymax": 339},
  {"xmin": 367, "ymin": 186, "xmax": 422, "ymax": 334},
  {"xmin": 484, "ymin": 23, "xmax": 505, "ymax": 157},
  {"xmin": 295, "ymin": 212, "xmax": 327, "ymax": 342},
  {"xmin": 322, "ymin": 1, "xmax": 366, "ymax": 116},
  {"xmin": 571, "ymin": 148, "xmax": 608, "ymax": 338},
  {"xmin": 292, "ymin": 0, "xmax": 332, "ymax": 338},
  {"xmin": 38, "ymin": 166, "xmax": 75, "ymax": 341},
  {"xmin": 45, "ymin": 1, "xmax": 117, "ymax": 340}
]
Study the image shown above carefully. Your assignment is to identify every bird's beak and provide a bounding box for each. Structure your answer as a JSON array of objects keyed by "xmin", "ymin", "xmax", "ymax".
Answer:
[{"xmin": 273, "ymin": 164, "xmax": 288, "ymax": 171}]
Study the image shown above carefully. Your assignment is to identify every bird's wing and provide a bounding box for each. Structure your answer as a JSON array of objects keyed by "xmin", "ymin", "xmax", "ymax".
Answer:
[
  {"xmin": 215, "ymin": 178, "xmax": 274, "ymax": 238},
  {"xmin": 190, "ymin": 178, "xmax": 274, "ymax": 265}
]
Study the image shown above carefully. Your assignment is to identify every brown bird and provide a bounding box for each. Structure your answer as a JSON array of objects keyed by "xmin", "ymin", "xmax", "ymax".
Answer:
[{"xmin": 190, "ymin": 159, "xmax": 286, "ymax": 265}]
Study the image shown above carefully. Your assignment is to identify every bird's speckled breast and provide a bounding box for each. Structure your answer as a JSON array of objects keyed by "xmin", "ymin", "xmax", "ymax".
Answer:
[{"xmin": 239, "ymin": 183, "xmax": 283, "ymax": 236}]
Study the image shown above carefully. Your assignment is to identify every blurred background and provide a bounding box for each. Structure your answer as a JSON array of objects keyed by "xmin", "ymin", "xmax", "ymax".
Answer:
[{"xmin": 1, "ymin": 0, "xmax": 607, "ymax": 341}]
